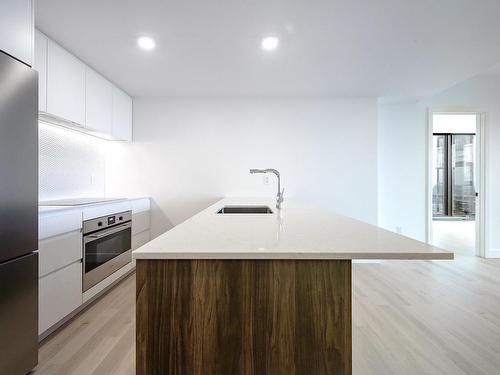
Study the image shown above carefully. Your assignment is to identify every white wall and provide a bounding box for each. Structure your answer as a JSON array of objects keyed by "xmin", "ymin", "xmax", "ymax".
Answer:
[
  {"xmin": 377, "ymin": 102, "xmax": 427, "ymax": 241},
  {"xmin": 39, "ymin": 122, "xmax": 106, "ymax": 201},
  {"xmin": 423, "ymin": 75, "xmax": 500, "ymax": 257},
  {"xmin": 106, "ymin": 98, "xmax": 378, "ymax": 238},
  {"xmin": 378, "ymin": 74, "xmax": 500, "ymax": 257}
]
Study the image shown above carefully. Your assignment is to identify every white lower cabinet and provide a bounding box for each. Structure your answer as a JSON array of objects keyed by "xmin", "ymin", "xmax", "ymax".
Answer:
[
  {"xmin": 38, "ymin": 226, "xmax": 83, "ymax": 336},
  {"xmin": 132, "ymin": 211, "xmax": 151, "ymax": 236},
  {"xmin": 38, "ymin": 230, "xmax": 81, "ymax": 277},
  {"xmin": 39, "ymin": 261, "xmax": 82, "ymax": 334},
  {"xmin": 37, "ymin": 200, "xmax": 151, "ymax": 336},
  {"xmin": 132, "ymin": 207, "xmax": 151, "ymax": 250},
  {"xmin": 132, "ymin": 229, "xmax": 151, "ymax": 251},
  {"xmin": 131, "ymin": 207, "xmax": 151, "ymax": 266}
]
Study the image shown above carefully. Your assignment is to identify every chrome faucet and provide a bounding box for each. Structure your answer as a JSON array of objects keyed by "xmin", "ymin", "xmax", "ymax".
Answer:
[{"xmin": 249, "ymin": 168, "xmax": 284, "ymax": 209}]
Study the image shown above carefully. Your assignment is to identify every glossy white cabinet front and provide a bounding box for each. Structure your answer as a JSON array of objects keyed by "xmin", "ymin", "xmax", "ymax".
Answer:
[
  {"xmin": 37, "ymin": 198, "xmax": 151, "ymax": 336},
  {"xmin": 39, "ymin": 261, "xmax": 82, "ymax": 334},
  {"xmin": 112, "ymin": 86, "xmax": 133, "ymax": 141},
  {"xmin": 0, "ymin": 0, "xmax": 33, "ymax": 66},
  {"xmin": 33, "ymin": 30, "xmax": 48, "ymax": 111},
  {"xmin": 47, "ymin": 40, "xmax": 86, "ymax": 125},
  {"xmin": 86, "ymin": 67, "xmax": 113, "ymax": 134},
  {"xmin": 38, "ymin": 230, "xmax": 82, "ymax": 277},
  {"xmin": 35, "ymin": 30, "xmax": 133, "ymax": 140}
]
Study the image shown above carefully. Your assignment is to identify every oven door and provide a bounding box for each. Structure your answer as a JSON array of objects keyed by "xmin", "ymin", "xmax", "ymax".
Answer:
[{"xmin": 83, "ymin": 222, "xmax": 132, "ymax": 292}]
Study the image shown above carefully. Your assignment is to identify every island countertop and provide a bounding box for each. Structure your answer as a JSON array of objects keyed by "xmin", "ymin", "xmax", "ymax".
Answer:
[{"xmin": 132, "ymin": 198, "xmax": 453, "ymax": 260}]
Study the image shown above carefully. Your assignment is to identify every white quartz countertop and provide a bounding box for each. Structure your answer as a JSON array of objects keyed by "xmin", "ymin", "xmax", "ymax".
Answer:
[
  {"xmin": 38, "ymin": 197, "xmax": 150, "ymax": 216},
  {"xmin": 38, "ymin": 197, "xmax": 151, "ymax": 240},
  {"xmin": 133, "ymin": 198, "xmax": 453, "ymax": 260}
]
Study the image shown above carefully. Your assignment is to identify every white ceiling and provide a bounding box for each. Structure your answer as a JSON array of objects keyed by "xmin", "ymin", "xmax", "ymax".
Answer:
[{"xmin": 36, "ymin": 0, "xmax": 500, "ymax": 100}]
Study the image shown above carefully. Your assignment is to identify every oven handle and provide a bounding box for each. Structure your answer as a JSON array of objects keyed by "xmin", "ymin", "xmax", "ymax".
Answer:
[{"xmin": 84, "ymin": 222, "xmax": 132, "ymax": 243}]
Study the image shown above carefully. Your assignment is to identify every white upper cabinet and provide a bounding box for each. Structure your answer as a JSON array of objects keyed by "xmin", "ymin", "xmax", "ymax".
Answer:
[
  {"xmin": 86, "ymin": 67, "xmax": 113, "ymax": 134},
  {"xmin": 0, "ymin": 0, "xmax": 33, "ymax": 66},
  {"xmin": 34, "ymin": 30, "xmax": 48, "ymax": 112},
  {"xmin": 112, "ymin": 86, "xmax": 133, "ymax": 141},
  {"xmin": 47, "ymin": 40, "xmax": 86, "ymax": 125},
  {"xmin": 36, "ymin": 31, "xmax": 132, "ymax": 140}
]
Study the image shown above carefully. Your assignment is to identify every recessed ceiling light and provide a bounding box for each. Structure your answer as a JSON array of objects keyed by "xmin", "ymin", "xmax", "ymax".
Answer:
[
  {"xmin": 261, "ymin": 36, "xmax": 279, "ymax": 51},
  {"xmin": 137, "ymin": 36, "xmax": 156, "ymax": 51}
]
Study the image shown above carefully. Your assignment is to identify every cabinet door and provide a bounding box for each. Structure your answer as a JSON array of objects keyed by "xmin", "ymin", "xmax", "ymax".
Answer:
[
  {"xmin": 34, "ymin": 30, "xmax": 48, "ymax": 111},
  {"xmin": 86, "ymin": 67, "xmax": 113, "ymax": 134},
  {"xmin": 132, "ymin": 229, "xmax": 150, "ymax": 251},
  {"xmin": 112, "ymin": 86, "xmax": 132, "ymax": 141},
  {"xmin": 0, "ymin": 0, "xmax": 33, "ymax": 66},
  {"xmin": 39, "ymin": 261, "xmax": 82, "ymax": 334},
  {"xmin": 47, "ymin": 40, "xmax": 86, "ymax": 125},
  {"xmin": 132, "ymin": 211, "xmax": 150, "ymax": 235}
]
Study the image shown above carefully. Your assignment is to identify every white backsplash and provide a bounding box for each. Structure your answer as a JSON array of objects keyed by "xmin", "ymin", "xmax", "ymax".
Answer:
[{"xmin": 39, "ymin": 122, "xmax": 106, "ymax": 201}]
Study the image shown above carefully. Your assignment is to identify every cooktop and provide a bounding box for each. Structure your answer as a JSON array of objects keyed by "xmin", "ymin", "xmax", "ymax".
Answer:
[{"xmin": 39, "ymin": 198, "xmax": 126, "ymax": 206}]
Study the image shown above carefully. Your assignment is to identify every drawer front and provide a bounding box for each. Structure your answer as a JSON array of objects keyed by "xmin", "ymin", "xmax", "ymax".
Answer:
[
  {"xmin": 131, "ymin": 198, "xmax": 150, "ymax": 214},
  {"xmin": 132, "ymin": 229, "xmax": 150, "ymax": 251},
  {"xmin": 39, "ymin": 230, "xmax": 82, "ymax": 277},
  {"xmin": 132, "ymin": 211, "xmax": 150, "ymax": 236},
  {"xmin": 39, "ymin": 210, "xmax": 82, "ymax": 240},
  {"xmin": 39, "ymin": 261, "xmax": 82, "ymax": 334}
]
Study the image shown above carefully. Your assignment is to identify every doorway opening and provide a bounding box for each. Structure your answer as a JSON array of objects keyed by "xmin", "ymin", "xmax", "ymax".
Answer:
[{"xmin": 428, "ymin": 113, "xmax": 484, "ymax": 256}]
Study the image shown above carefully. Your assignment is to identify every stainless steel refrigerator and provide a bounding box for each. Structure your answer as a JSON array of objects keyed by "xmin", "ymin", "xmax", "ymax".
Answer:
[{"xmin": 0, "ymin": 50, "xmax": 39, "ymax": 374}]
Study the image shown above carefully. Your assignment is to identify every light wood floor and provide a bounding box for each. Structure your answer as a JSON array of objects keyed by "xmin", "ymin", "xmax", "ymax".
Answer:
[
  {"xmin": 432, "ymin": 220, "xmax": 476, "ymax": 255},
  {"xmin": 34, "ymin": 256, "xmax": 500, "ymax": 375}
]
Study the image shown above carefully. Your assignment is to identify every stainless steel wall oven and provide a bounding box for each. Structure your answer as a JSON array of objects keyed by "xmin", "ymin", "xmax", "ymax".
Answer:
[{"xmin": 83, "ymin": 211, "xmax": 132, "ymax": 291}]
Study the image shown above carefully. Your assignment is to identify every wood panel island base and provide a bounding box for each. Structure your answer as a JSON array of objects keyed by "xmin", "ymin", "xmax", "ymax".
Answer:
[
  {"xmin": 133, "ymin": 198, "xmax": 453, "ymax": 375},
  {"xmin": 136, "ymin": 259, "xmax": 351, "ymax": 375}
]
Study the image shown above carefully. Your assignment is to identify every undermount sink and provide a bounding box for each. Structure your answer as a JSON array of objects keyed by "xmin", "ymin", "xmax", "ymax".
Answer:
[{"xmin": 217, "ymin": 205, "xmax": 274, "ymax": 214}]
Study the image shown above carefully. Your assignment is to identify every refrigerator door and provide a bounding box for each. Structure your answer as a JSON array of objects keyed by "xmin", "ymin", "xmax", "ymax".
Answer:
[
  {"xmin": 0, "ymin": 51, "xmax": 38, "ymax": 263},
  {"xmin": 0, "ymin": 252, "xmax": 38, "ymax": 374}
]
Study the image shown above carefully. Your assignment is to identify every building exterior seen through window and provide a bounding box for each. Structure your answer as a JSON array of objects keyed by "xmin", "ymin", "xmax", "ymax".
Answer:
[{"xmin": 432, "ymin": 133, "xmax": 475, "ymax": 220}]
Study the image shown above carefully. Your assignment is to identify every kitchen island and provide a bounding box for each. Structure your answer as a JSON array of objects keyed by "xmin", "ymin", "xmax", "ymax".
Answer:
[{"xmin": 133, "ymin": 198, "xmax": 452, "ymax": 375}]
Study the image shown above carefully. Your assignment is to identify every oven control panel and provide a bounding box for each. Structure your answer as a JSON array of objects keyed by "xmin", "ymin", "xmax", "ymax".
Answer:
[{"xmin": 83, "ymin": 210, "xmax": 132, "ymax": 235}]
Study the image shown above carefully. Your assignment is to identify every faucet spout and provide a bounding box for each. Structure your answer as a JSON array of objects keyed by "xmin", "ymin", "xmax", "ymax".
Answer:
[{"xmin": 249, "ymin": 168, "xmax": 284, "ymax": 209}]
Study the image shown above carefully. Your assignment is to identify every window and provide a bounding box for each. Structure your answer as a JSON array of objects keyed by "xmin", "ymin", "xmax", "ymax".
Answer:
[{"xmin": 432, "ymin": 133, "xmax": 475, "ymax": 219}]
